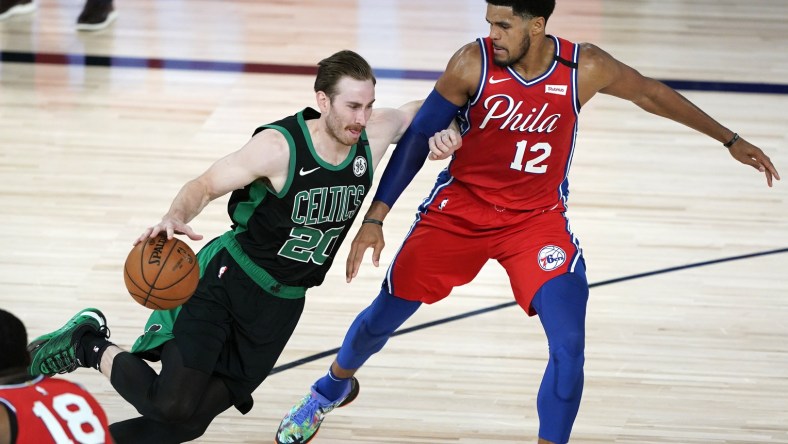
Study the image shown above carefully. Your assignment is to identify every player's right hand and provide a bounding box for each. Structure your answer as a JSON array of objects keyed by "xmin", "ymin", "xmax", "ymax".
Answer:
[
  {"xmin": 135, "ymin": 219, "xmax": 203, "ymax": 245},
  {"xmin": 345, "ymin": 223, "xmax": 385, "ymax": 283}
]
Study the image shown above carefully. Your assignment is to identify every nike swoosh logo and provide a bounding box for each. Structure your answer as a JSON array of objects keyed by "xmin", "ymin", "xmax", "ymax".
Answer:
[
  {"xmin": 489, "ymin": 76, "xmax": 511, "ymax": 84},
  {"xmin": 299, "ymin": 167, "xmax": 320, "ymax": 176}
]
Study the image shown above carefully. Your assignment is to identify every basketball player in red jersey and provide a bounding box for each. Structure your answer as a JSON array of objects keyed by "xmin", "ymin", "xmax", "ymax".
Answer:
[
  {"xmin": 0, "ymin": 309, "xmax": 113, "ymax": 444},
  {"xmin": 277, "ymin": 1, "xmax": 780, "ymax": 443}
]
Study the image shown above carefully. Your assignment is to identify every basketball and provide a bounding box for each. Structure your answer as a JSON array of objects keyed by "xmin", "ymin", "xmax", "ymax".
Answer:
[{"xmin": 123, "ymin": 235, "xmax": 200, "ymax": 310}]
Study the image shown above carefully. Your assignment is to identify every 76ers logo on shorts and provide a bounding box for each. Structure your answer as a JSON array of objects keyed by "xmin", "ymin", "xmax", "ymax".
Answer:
[
  {"xmin": 353, "ymin": 156, "xmax": 367, "ymax": 177},
  {"xmin": 538, "ymin": 245, "xmax": 566, "ymax": 271}
]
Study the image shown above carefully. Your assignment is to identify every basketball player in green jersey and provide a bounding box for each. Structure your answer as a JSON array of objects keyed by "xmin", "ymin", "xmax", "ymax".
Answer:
[{"xmin": 26, "ymin": 49, "xmax": 462, "ymax": 444}]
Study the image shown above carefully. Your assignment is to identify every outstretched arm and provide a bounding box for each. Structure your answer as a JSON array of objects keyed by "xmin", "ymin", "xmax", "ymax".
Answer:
[
  {"xmin": 579, "ymin": 43, "xmax": 780, "ymax": 187},
  {"xmin": 135, "ymin": 130, "xmax": 290, "ymax": 244}
]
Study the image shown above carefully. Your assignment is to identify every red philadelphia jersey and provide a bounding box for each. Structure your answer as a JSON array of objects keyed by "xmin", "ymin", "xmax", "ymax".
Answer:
[
  {"xmin": 452, "ymin": 35, "xmax": 580, "ymax": 211},
  {"xmin": 0, "ymin": 376, "xmax": 112, "ymax": 444}
]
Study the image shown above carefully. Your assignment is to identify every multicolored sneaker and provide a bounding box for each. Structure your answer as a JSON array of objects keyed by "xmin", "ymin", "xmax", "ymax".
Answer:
[
  {"xmin": 275, "ymin": 377, "xmax": 360, "ymax": 444},
  {"xmin": 27, "ymin": 308, "xmax": 110, "ymax": 376}
]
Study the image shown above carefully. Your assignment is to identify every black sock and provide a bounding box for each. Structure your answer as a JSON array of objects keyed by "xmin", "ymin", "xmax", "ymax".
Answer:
[{"xmin": 78, "ymin": 331, "xmax": 113, "ymax": 370}]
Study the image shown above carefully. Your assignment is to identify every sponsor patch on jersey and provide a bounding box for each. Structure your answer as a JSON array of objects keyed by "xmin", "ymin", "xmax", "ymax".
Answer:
[
  {"xmin": 353, "ymin": 156, "xmax": 367, "ymax": 177},
  {"xmin": 537, "ymin": 245, "xmax": 566, "ymax": 271},
  {"xmin": 545, "ymin": 84, "xmax": 567, "ymax": 96}
]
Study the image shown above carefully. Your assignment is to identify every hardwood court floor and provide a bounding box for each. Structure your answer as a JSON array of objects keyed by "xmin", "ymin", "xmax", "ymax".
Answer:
[{"xmin": 1, "ymin": 1, "xmax": 787, "ymax": 443}]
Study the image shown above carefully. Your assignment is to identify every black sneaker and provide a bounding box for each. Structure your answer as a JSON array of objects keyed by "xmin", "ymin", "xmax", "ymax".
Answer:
[
  {"xmin": 0, "ymin": 0, "xmax": 35, "ymax": 21},
  {"xmin": 75, "ymin": 0, "xmax": 116, "ymax": 31}
]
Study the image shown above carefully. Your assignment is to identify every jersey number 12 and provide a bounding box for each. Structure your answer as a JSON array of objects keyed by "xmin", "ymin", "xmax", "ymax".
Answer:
[{"xmin": 510, "ymin": 140, "xmax": 552, "ymax": 174}]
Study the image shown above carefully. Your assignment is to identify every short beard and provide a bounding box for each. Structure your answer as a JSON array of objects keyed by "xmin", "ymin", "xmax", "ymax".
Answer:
[
  {"xmin": 325, "ymin": 108, "xmax": 362, "ymax": 146},
  {"xmin": 493, "ymin": 35, "xmax": 530, "ymax": 67}
]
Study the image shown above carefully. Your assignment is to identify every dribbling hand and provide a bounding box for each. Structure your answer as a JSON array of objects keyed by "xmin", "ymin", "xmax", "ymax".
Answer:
[{"xmin": 135, "ymin": 219, "xmax": 203, "ymax": 245}]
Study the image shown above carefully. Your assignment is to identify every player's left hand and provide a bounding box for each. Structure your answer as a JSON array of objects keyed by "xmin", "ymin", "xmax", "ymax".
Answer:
[
  {"xmin": 345, "ymin": 222, "xmax": 385, "ymax": 283},
  {"xmin": 728, "ymin": 138, "xmax": 781, "ymax": 187},
  {"xmin": 428, "ymin": 129, "xmax": 462, "ymax": 160}
]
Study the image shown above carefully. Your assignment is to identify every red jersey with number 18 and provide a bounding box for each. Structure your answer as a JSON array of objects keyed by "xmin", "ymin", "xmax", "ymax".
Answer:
[
  {"xmin": 451, "ymin": 35, "xmax": 580, "ymax": 212},
  {"xmin": 0, "ymin": 376, "xmax": 112, "ymax": 444}
]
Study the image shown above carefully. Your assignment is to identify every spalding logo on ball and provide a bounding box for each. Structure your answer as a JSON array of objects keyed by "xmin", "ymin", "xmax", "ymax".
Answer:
[{"xmin": 124, "ymin": 235, "xmax": 200, "ymax": 310}]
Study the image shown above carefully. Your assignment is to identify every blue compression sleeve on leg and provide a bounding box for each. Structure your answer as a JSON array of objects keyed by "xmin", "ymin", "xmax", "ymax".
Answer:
[
  {"xmin": 531, "ymin": 261, "xmax": 589, "ymax": 444},
  {"xmin": 336, "ymin": 287, "xmax": 421, "ymax": 370},
  {"xmin": 373, "ymin": 88, "xmax": 461, "ymax": 208}
]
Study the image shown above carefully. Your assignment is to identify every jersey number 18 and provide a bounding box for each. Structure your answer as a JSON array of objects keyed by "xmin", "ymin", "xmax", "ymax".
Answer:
[{"xmin": 32, "ymin": 393, "xmax": 105, "ymax": 444}]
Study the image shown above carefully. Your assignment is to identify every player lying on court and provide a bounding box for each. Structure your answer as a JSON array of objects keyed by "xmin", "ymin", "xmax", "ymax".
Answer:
[
  {"xmin": 24, "ymin": 50, "xmax": 462, "ymax": 444},
  {"xmin": 1, "ymin": 309, "xmax": 113, "ymax": 444},
  {"xmin": 275, "ymin": 1, "xmax": 780, "ymax": 444}
]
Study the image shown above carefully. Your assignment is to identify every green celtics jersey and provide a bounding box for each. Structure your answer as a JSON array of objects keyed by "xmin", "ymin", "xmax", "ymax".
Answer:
[{"xmin": 227, "ymin": 107, "xmax": 374, "ymax": 288}]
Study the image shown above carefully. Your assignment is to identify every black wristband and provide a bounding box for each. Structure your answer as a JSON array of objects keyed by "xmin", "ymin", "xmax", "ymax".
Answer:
[
  {"xmin": 362, "ymin": 218, "xmax": 383, "ymax": 226},
  {"xmin": 723, "ymin": 133, "xmax": 740, "ymax": 148}
]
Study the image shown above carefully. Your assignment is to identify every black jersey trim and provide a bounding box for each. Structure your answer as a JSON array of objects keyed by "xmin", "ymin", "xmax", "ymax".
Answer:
[
  {"xmin": 229, "ymin": 123, "xmax": 295, "ymax": 232},
  {"xmin": 229, "ymin": 181, "xmax": 268, "ymax": 235},
  {"xmin": 361, "ymin": 132, "xmax": 374, "ymax": 183},
  {"xmin": 297, "ymin": 109, "xmax": 358, "ymax": 171},
  {"xmin": 256, "ymin": 124, "xmax": 297, "ymax": 198},
  {"xmin": 554, "ymin": 54, "xmax": 578, "ymax": 69}
]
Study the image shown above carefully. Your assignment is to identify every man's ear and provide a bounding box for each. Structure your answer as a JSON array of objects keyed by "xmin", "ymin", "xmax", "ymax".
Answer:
[
  {"xmin": 530, "ymin": 16, "xmax": 546, "ymax": 36},
  {"xmin": 316, "ymin": 91, "xmax": 330, "ymax": 113}
]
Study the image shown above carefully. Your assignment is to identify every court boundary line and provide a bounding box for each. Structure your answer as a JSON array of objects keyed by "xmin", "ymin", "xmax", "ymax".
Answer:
[
  {"xmin": 3, "ymin": 50, "xmax": 788, "ymax": 95},
  {"xmin": 270, "ymin": 247, "xmax": 788, "ymax": 374}
]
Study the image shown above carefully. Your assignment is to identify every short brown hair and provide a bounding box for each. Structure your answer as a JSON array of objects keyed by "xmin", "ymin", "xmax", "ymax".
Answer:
[{"xmin": 314, "ymin": 50, "xmax": 376, "ymax": 100}]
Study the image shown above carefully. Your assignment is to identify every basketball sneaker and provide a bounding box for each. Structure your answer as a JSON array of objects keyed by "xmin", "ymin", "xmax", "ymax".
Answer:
[
  {"xmin": 75, "ymin": 0, "xmax": 116, "ymax": 31},
  {"xmin": 27, "ymin": 308, "xmax": 110, "ymax": 376},
  {"xmin": 275, "ymin": 378, "xmax": 360, "ymax": 444},
  {"xmin": 0, "ymin": 0, "xmax": 35, "ymax": 21}
]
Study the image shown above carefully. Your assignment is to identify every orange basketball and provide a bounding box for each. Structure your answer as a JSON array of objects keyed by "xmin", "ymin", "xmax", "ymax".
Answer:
[{"xmin": 123, "ymin": 235, "xmax": 200, "ymax": 310}]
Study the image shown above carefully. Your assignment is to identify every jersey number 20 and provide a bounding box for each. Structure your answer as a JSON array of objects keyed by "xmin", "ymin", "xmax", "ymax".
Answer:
[{"xmin": 279, "ymin": 226, "xmax": 344, "ymax": 265}]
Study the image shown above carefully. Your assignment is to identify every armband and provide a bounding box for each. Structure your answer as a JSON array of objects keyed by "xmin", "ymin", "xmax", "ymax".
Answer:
[
  {"xmin": 362, "ymin": 218, "xmax": 383, "ymax": 226},
  {"xmin": 723, "ymin": 133, "xmax": 739, "ymax": 148}
]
